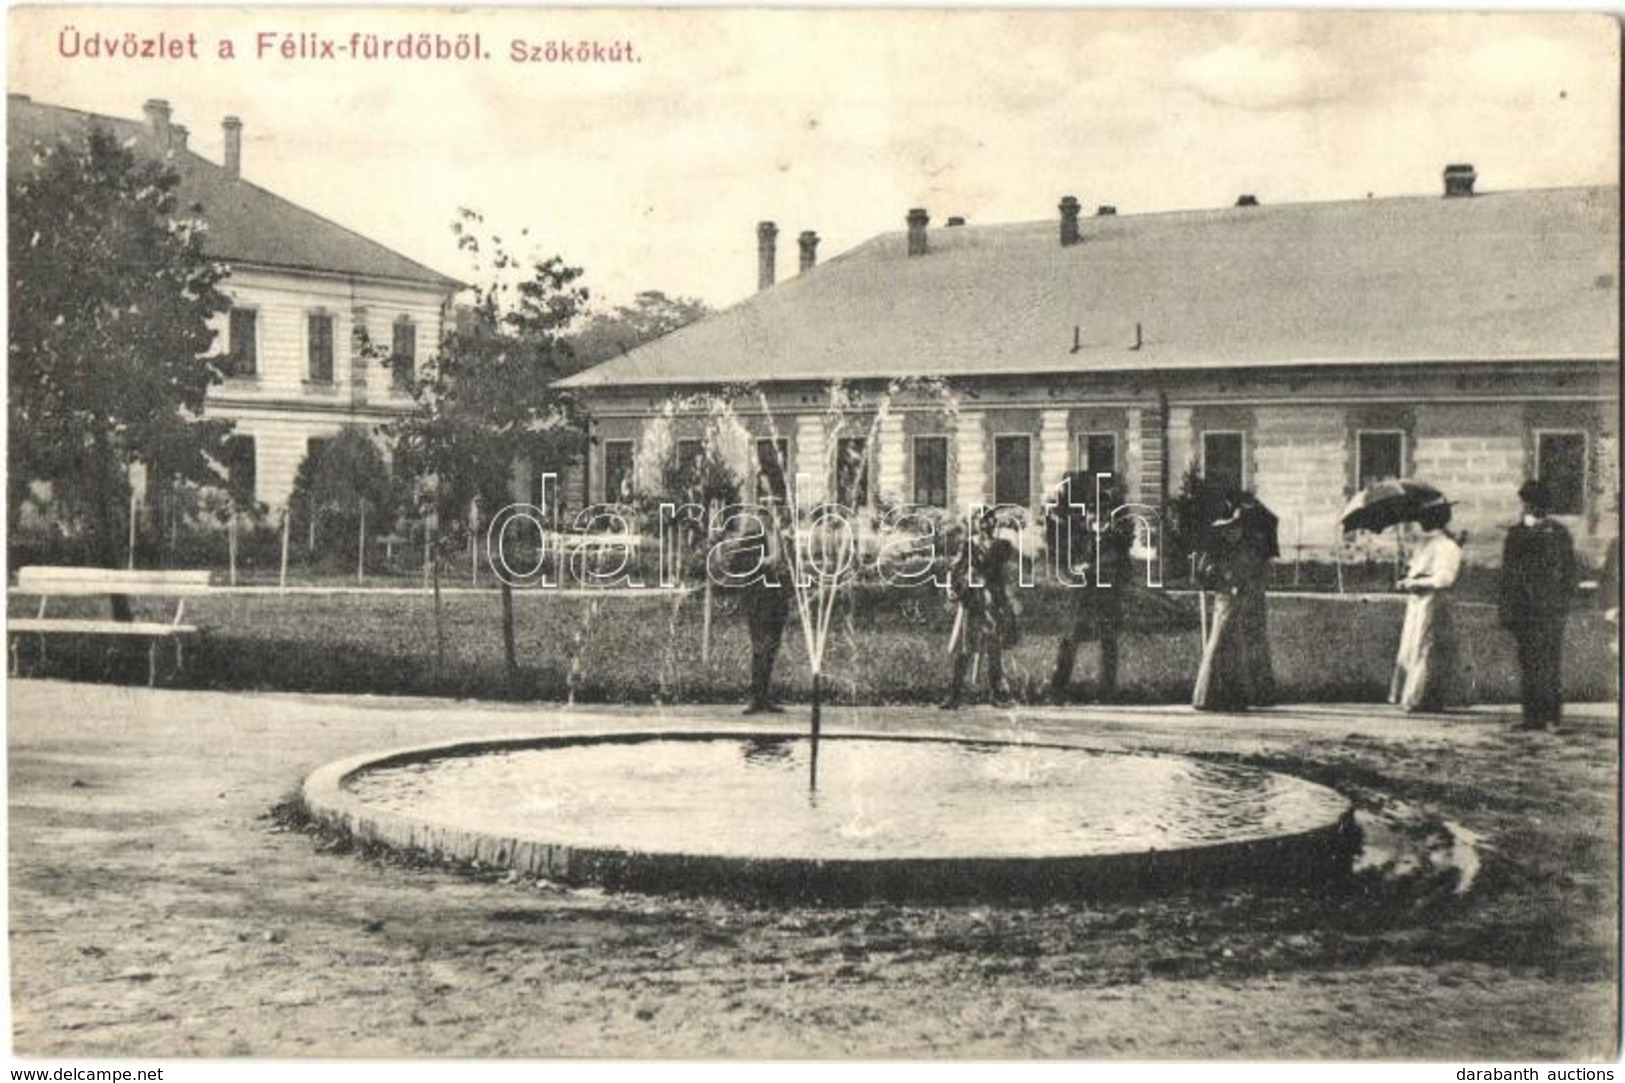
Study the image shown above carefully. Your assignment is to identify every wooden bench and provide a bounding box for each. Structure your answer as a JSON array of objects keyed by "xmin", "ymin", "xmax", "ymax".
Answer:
[
  {"xmin": 9, "ymin": 567, "xmax": 213, "ymax": 686},
  {"xmin": 557, "ymin": 532, "xmax": 642, "ymax": 556}
]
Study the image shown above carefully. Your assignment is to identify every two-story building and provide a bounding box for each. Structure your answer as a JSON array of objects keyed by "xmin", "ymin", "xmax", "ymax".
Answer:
[
  {"xmin": 8, "ymin": 94, "xmax": 461, "ymax": 508},
  {"xmin": 561, "ymin": 171, "xmax": 1619, "ymax": 566}
]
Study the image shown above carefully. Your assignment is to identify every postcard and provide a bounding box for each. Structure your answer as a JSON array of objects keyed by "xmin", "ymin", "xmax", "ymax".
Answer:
[{"xmin": 6, "ymin": 5, "xmax": 1620, "ymax": 1070}]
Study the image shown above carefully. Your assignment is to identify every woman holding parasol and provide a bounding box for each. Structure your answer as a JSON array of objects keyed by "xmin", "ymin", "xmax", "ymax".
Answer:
[
  {"xmin": 1388, "ymin": 499, "xmax": 1464, "ymax": 712},
  {"xmin": 1341, "ymin": 479, "xmax": 1464, "ymax": 713}
]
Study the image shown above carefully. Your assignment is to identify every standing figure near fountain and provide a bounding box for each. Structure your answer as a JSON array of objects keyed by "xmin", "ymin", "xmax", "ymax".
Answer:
[
  {"xmin": 941, "ymin": 508, "xmax": 1019, "ymax": 709},
  {"xmin": 1498, "ymin": 479, "xmax": 1578, "ymax": 731},
  {"xmin": 1048, "ymin": 474, "xmax": 1135, "ymax": 704},
  {"xmin": 1192, "ymin": 493, "xmax": 1278, "ymax": 712},
  {"xmin": 733, "ymin": 485, "xmax": 791, "ymax": 716},
  {"xmin": 1388, "ymin": 500, "xmax": 1464, "ymax": 713}
]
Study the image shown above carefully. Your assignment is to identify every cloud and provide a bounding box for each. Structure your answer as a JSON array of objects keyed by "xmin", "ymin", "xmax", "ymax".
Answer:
[{"xmin": 1176, "ymin": 42, "xmax": 1347, "ymax": 111}]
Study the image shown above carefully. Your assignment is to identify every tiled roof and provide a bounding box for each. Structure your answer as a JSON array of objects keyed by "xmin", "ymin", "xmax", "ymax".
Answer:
[
  {"xmin": 7, "ymin": 97, "xmax": 461, "ymax": 290},
  {"xmin": 561, "ymin": 184, "xmax": 1619, "ymax": 388}
]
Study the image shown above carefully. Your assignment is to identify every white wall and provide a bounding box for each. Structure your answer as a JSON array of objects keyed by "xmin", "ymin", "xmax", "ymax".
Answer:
[{"xmin": 203, "ymin": 266, "xmax": 451, "ymax": 506}]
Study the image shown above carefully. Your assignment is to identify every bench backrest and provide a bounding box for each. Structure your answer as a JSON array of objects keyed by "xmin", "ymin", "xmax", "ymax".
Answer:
[
  {"xmin": 557, "ymin": 533, "xmax": 641, "ymax": 549},
  {"xmin": 16, "ymin": 567, "xmax": 214, "ymax": 596}
]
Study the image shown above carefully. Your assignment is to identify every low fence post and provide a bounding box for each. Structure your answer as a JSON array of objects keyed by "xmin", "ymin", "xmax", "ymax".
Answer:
[
  {"xmin": 127, "ymin": 487, "xmax": 138, "ymax": 569},
  {"xmin": 280, "ymin": 508, "xmax": 291, "ymax": 593}
]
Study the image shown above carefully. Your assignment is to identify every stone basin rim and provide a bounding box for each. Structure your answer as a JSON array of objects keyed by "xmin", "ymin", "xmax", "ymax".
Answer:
[{"xmin": 300, "ymin": 729, "xmax": 1360, "ymax": 901}]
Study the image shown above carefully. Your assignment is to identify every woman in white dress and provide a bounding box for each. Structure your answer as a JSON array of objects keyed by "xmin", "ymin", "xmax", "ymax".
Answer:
[{"xmin": 1389, "ymin": 501, "xmax": 1464, "ymax": 712}]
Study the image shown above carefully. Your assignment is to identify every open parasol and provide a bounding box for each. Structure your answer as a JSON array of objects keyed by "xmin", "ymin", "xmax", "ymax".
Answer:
[{"xmin": 1340, "ymin": 478, "xmax": 1447, "ymax": 533}]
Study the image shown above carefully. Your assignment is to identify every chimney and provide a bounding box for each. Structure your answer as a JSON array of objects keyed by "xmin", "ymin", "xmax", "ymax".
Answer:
[
  {"xmin": 1443, "ymin": 163, "xmax": 1477, "ymax": 198},
  {"xmin": 946, "ymin": 216, "xmax": 966, "ymax": 227},
  {"xmin": 797, "ymin": 230, "xmax": 819, "ymax": 274},
  {"xmin": 222, "ymin": 116, "xmax": 243, "ymax": 179},
  {"xmin": 143, "ymin": 98, "xmax": 171, "ymax": 144},
  {"xmin": 1236, "ymin": 194, "xmax": 1259, "ymax": 207},
  {"xmin": 1059, "ymin": 195, "xmax": 1081, "ymax": 246},
  {"xmin": 906, "ymin": 208, "xmax": 929, "ymax": 256},
  {"xmin": 170, "ymin": 123, "xmax": 189, "ymax": 152},
  {"xmin": 757, "ymin": 221, "xmax": 778, "ymax": 291},
  {"xmin": 1096, "ymin": 205, "xmax": 1117, "ymax": 216}
]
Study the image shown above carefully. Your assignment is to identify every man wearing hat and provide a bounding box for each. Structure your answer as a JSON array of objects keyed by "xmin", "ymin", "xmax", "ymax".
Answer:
[
  {"xmin": 941, "ymin": 507, "xmax": 1018, "ymax": 709},
  {"xmin": 1498, "ymin": 479, "xmax": 1578, "ymax": 731},
  {"xmin": 733, "ymin": 473, "xmax": 791, "ymax": 715},
  {"xmin": 1048, "ymin": 473, "xmax": 1135, "ymax": 703}
]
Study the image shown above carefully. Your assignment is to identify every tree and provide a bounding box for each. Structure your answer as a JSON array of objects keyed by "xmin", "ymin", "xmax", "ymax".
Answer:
[
  {"xmin": 385, "ymin": 210, "xmax": 590, "ymax": 686},
  {"xmin": 9, "ymin": 125, "xmax": 239, "ymax": 573},
  {"xmin": 625, "ymin": 395, "xmax": 753, "ymax": 665},
  {"xmin": 287, "ymin": 427, "xmax": 400, "ymax": 571},
  {"xmin": 569, "ymin": 290, "xmax": 711, "ymax": 370}
]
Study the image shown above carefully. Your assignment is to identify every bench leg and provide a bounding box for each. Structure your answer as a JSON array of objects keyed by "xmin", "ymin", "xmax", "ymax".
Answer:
[
  {"xmin": 175, "ymin": 638, "xmax": 185, "ymax": 680},
  {"xmin": 9, "ymin": 634, "xmax": 18, "ymax": 678},
  {"xmin": 148, "ymin": 640, "xmax": 158, "ymax": 688}
]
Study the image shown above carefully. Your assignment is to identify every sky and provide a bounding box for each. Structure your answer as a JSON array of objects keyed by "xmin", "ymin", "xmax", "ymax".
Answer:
[{"xmin": 7, "ymin": 6, "xmax": 1620, "ymax": 314}]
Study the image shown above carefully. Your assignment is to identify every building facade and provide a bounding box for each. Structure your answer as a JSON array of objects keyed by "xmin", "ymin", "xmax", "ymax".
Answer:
[
  {"xmin": 562, "ymin": 172, "xmax": 1619, "ymax": 566},
  {"xmin": 7, "ymin": 95, "xmax": 460, "ymax": 508}
]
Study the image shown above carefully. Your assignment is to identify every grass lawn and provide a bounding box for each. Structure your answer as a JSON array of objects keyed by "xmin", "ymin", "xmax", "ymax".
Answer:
[{"xmin": 8, "ymin": 584, "xmax": 1614, "ymax": 707}]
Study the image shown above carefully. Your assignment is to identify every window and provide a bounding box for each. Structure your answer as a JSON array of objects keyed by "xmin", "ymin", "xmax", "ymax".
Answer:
[
  {"xmin": 307, "ymin": 313, "xmax": 334, "ymax": 383},
  {"xmin": 913, "ymin": 436, "xmax": 949, "ymax": 508},
  {"xmin": 1076, "ymin": 432, "xmax": 1118, "ymax": 478},
  {"xmin": 834, "ymin": 438, "xmax": 869, "ymax": 508},
  {"xmin": 1536, "ymin": 431, "xmax": 1587, "ymax": 515},
  {"xmin": 227, "ymin": 308, "xmax": 257, "ymax": 377},
  {"xmin": 675, "ymin": 439, "xmax": 704, "ymax": 492},
  {"xmin": 1356, "ymin": 430, "xmax": 1405, "ymax": 488},
  {"xmin": 755, "ymin": 438, "xmax": 789, "ymax": 501},
  {"xmin": 1202, "ymin": 431, "xmax": 1246, "ymax": 492},
  {"xmin": 391, "ymin": 320, "xmax": 417, "ymax": 392},
  {"xmin": 993, "ymin": 434, "xmax": 1031, "ymax": 508},
  {"xmin": 603, "ymin": 440, "xmax": 634, "ymax": 502},
  {"xmin": 223, "ymin": 435, "xmax": 256, "ymax": 501}
]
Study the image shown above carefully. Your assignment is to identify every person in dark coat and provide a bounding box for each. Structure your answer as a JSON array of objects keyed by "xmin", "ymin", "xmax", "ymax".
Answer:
[
  {"xmin": 1192, "ymin": 492, "xmax": 1277, "ymax": 712},
  {"xmin": 941, "ymin": 508, "xmax": 1018, "ymax": 709},
  {"xmin": 1048, "ymin": 473, "xmax": 1135, "ymax": 703},
  {"xmin": 730, "ymin": 485, "xmax": 791, "ymax": 716},
  {"xmin": 1499, "ymin": 479, "xmax": 1578, "ymax": 730}
]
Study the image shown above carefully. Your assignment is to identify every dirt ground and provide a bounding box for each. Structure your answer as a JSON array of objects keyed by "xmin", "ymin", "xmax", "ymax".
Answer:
[{"xmin": 6, "ymin": 680, "xmax": 1619, "ymax": 1060}]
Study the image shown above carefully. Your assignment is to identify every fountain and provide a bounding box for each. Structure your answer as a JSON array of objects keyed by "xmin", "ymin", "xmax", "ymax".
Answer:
[
  {"xmin": 300, "ymin": 379, "xmax": 1361, "ymax": 903},
  {"xmin": 302, "ymin": 730, "xmax": 1357, "ymax": 903}
]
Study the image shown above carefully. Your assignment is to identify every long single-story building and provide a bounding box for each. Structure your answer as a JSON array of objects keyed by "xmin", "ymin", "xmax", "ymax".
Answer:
[{"xmin": 560, "ymin": 169, "xmax": 1619, "ymax": 565}]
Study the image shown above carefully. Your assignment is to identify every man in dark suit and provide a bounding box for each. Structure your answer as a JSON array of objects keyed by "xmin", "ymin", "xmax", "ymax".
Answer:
[
  {"xmin": 729, "ymin": 478, "xmax": 791, "ymax": 716},
  {"xmin": 941, "ymin": 508, "xmax": 1018, "ymax": 709},
  {"xmin": 1048, "ymin": 473, "xmax": 1135, "ymax": 703},
  {"xmin": 1498, "ymin": 479, "xmax": 1579, "ymax": 731}
]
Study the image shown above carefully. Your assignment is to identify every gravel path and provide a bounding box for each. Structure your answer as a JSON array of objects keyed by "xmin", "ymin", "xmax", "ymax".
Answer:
[{"xmin": 7, "ymin": 681, "xmax": 1617, "ymax": 1059}]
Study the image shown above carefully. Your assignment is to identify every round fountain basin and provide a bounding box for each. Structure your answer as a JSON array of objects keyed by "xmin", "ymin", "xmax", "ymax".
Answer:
[{"xmin": 304, "ymin": 732, "xmax": 1358, "ymax": 902}]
